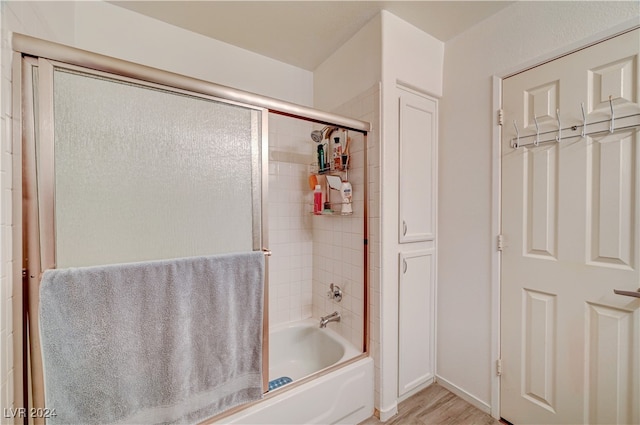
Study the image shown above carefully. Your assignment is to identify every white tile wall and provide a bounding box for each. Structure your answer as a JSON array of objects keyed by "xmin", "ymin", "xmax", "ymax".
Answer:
[
  {"xmin": 267, "ymin": 114, "xmax": 314, "ymax": 327},
  {"xmin": 310, "ymin": 87, "xmax": 380, "ymax": 364},
  {"xmin": 1, "ymin": 3, "xmax": 14, "ymax": 418},
  {"xmin": 267, "ymin": 93, "xmax": 380, "ymax": 363},
  {"xmin": 325, "ymin": 84, "xmax": 381, "ymax": 407}
]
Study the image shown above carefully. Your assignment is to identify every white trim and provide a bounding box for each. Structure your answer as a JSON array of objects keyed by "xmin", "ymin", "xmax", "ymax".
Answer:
[
  {"xmin": 498, "ymin": 18, "xmax": 640, "ymax": 79},
  {"xmin": 490, "ymin": 17, "xmax": 640, "ymax": 422},
  {"xmin": 377, "ymin": 402, "xmax": 398, "ymax": 422},
  {"xmin": 436, "ymin": 375, "xmax": 491, "ymax": 415},
  {"xmin": 490, "ymin": 75, "xmax": 502, "ymax": 420}
]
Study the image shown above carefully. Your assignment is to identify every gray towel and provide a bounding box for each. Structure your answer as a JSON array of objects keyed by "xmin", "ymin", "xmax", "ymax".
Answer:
[{"xmin": 39, "ymin": 252, "xmax": 265, "ymax": 424}]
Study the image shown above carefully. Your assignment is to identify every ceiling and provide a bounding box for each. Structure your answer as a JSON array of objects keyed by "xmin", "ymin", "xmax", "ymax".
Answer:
[{"xmin": 111, "ymin": 1, "xmax": 514, "ymax": 71}]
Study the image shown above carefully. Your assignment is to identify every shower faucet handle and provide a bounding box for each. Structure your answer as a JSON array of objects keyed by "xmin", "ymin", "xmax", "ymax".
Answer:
[{"xmin": 327, "ymin": 283, "xmax": 342, "ymax": 302}]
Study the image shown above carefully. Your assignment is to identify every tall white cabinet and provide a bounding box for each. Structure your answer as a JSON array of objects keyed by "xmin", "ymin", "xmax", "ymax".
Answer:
[
  {"xmin": 398, "ymin": 91, "xmax": 436, "ymax": 243},
  {"xmin": 396, "ymin": 86, "xmax": 438, "ymax": 399}
]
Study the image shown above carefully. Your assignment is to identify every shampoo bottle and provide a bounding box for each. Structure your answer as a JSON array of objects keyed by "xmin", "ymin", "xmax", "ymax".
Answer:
[
  {"xmin": 317, "ymin": 144, "xmax": 325, "ymax": 172},
  {"xmin": 333, "ymin": 137, "xmax": 342, "ymax": 170},
  {"xmin": 340, "ymin": 181, "xmax": 353, "ymax": 214},
  {"xmin": 313, "ymin": 185, "xmax": 323, "ymax": 215}
]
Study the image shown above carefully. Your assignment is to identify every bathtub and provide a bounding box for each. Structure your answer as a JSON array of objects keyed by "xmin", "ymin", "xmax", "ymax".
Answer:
[
  {"xmin": 268, "ymin": 318, "xmax": 360, "ymax": 383},
  {"xmin": 221, "ymin": 319, "xmax": 374, "ymax": 424}
]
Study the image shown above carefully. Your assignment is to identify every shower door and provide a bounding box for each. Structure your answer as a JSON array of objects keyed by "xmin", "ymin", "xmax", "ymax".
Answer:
[{"xmin": 21, "ymin": 56, "xmax": 269, "ymax": 415}]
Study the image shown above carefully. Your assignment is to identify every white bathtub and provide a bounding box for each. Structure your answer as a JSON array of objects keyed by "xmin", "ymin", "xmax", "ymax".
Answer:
[
  {"xmin": 222, "ymin": 319, "xmax": 374, "ymax": 424},
  {"xmin": 268, "ymin": 319, "xmax": 360, "ymax": 383}
]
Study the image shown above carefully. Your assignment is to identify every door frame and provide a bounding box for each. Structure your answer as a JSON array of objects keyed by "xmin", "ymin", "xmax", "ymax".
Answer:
[{"xmin": 490, "ymin": 18, "xmax": 640, "ymax": 420}]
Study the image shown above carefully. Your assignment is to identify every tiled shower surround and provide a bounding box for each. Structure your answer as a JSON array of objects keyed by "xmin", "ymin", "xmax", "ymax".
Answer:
[
  {"xmin": 267, "ymin": 113, "xmax": 315, "ymax": 325},
  {"xmin": 267, "ymin": 84, "xmax": 380, "ymax": 362}
]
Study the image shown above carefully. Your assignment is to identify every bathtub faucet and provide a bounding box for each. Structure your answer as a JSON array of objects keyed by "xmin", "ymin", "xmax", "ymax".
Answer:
[{"xmin": 319, "ymin": 311, "xmax": 341, "ymax": 328}]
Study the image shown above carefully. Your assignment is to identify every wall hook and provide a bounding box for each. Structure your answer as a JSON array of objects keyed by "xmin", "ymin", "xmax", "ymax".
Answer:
[
  {"xmin": 533, "ymin": 116, "xmax": 540, "ymax": 147},
  {"xmin": 512, "ymin": 120, "xmax": 520, "ymax": 148},
  {"xmin": 555, "ymin": 109, "xmax": 562, "ymax": 143},
  {"xmin": 580, "ymin": 102, "xmax": 587, "ymax": 138},
  {"xmin": 609, "ymin": 95, "xmax": 615, "ymax": 133}
]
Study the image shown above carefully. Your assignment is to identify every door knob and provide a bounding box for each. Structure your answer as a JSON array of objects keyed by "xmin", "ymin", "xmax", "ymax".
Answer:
[{"xmin": 613, "ymin": 288, "xmax": 640, "ymax": 298}]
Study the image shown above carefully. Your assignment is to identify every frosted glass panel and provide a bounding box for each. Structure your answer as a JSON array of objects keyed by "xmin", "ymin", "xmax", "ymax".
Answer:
[{"xmin": 53, "ymin": 69, "xmax": 261, "ymax": 267}]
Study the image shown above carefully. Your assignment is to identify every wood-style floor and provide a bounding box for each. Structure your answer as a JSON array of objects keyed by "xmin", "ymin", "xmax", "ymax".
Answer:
[{"xmin": 359, "ymin": 384, "xmax": 500, "ymax": 425}]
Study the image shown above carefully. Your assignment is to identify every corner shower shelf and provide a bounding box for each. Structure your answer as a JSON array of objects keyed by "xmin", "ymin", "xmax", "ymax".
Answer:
[
  {"xmin": 310, "ymin": 208, "xmax": 353, "ymax": 216},
  {"xmin": 309, "ymin": 161, "xmax": 349, "ymax": 176}
]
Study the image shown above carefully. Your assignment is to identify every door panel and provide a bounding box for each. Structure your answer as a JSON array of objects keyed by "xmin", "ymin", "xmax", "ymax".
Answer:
[
  {"xmin": 398, "ymin": 90, "xmax": 436, "ymax": 243},
  {"xmin": 588, "ymin": 133, "xmax": 635, "ymax": 268},
  {"xmin": 398, "ymin": 249, "xmax": 435, "ymax": 396},
  {"xmin": 501, "ymin": 29, "xmax": 640, "ymax": 424},
  {"xmin": 525, "ymin": 144, "xmax": 558, "ymax": 259}
]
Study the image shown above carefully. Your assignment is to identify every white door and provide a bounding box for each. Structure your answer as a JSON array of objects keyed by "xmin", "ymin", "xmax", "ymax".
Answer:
[
  {"xmin": 501, "ymin": 29, "xmax": 640, "ymax": 424},
  {"xmin": 398, "ymin": 88, "xmax": 436, "ymax": 243},
  {"xmin": 398, "ymin": 249, "xmax": 435, "ymax": 397}
]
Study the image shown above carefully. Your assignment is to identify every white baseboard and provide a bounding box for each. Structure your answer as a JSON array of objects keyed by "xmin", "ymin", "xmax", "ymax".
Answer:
[
  {"xmin": 398, "ymin": 377, "xmax": 435, "ymax": 403},
  {"xmin": 377, "ymin": 402, "xmax": 398, "ymax": 422},
  {"xmin": 435, "ymin": 375, "xmax": 491, "ymax": 415}
]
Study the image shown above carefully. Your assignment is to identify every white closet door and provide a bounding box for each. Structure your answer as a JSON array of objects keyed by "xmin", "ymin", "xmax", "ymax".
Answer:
[
  {"xmin": 398, "ymin": 89, "xmax": 437, "ymax": 243},
  {"xmin": 398, "ymin": 249, "xmax": 435, "ymax": 396},
  {"xmin": 501, "ymin": 29, "xmax": 640, "ymax": 424}
]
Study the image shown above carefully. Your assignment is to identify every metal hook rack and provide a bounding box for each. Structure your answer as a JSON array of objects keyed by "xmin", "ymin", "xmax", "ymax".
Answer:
[
  {"xmin": 580, "ymin": 102, "xmax": 587, "ymax": 138},
  {"xmin": 609, "ymin": 95, "xmax": 615, "ymax": 134},
  {"xmin": 555, "ymin": 109, "xmax": 561, "ymax": 143},
  {"xmin": 510, "ymin": 98, "xmax": 640, "ymax": 149},
  {"xmin": 512, "ymin": 120, "xmax": 520, "ymax": 148}
]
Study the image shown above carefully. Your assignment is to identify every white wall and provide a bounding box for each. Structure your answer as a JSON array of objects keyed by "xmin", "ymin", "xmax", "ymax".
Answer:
[
  {"xmin": 379, "ymin": 10, "xmax": 443, "ymax": 420},
  {"xmin": 314, "ymin": 11, "xmax": 444, "ymax": 417},
  {"xmin": 381, "ymin": 11, "xmax": 443, "ymax": 98},
  {"xmin": 314, "ymin": 13, "xmax": 383, "ymax": 411},
  {"xmin": 0, "ymin": 1, "xmax": 314, "ymax": 417},
  {"xmin": 314, "ymin": 14, "xmax": 381, "ymax": 112},
  {"xmin": 72, "ymin": 2, "xmax": 312, "ymax": 106},
  {"xmin": 316, "ymin": 10, "xmax": 445, "ymax": 418},
  {"xmin": 438, "ymin": 0, "xmax": 639, "ymax": 413}
]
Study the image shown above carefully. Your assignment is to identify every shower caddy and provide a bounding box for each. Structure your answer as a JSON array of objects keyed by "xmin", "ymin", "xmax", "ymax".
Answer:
[{"xmin": 309, "ymin": 127, "xmax": 353, "ymax": 216}]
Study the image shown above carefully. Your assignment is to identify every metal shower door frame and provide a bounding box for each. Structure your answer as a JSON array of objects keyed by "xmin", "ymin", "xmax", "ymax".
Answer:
[
  {"xmin": 18, "ymin": 55, "xmax": 271, "ymax": 419},
  {"xmin": 13, "ymin": 32, "xmax": 372, "ymax": 423}
]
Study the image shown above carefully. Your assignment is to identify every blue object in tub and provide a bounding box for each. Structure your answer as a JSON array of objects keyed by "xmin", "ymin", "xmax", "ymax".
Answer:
[{"xmin": 268, "ymin": 376, "xmax": 293, "ymax": 391}]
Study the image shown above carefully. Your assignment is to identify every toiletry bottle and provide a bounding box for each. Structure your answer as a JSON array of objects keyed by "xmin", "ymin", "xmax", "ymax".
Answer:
[
  {"xmin": 313, "ymin": 185, "xmax": 323, "ymax": 215},
  {"xmin": 333, "ymin": 137, "xmax": 342, "ymax": 170},
  {"xmin": 340, "ymin": 181, "xmax": 352, "ymax": 214},
  {"xmin": 317, "ymin": 144, "xmax": 325, "ymax": 172}
]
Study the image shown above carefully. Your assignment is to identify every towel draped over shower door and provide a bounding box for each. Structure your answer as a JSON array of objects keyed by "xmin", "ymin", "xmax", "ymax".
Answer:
[
  {"xmin": 39, "ymin": 253, "xmax": 265, "ymax": 425},
  {"xmin": 20, "ymin": 56, "xmax": 269, "ymax": 422}
]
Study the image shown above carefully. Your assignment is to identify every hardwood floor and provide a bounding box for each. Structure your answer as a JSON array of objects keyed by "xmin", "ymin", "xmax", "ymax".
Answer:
[{"xmin": 359, "ymin": 384, "xmax": 500, "ymax": 425}]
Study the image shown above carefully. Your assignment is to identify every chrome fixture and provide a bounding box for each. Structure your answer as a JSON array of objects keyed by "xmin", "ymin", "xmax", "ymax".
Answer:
[
  {"xmin": 327, "ymin": 283, "xmax": 342, "ymax": 302},
  {"xmin": 310, "ymin": 128, "xmax": 325, "ymax": 143},
  {"xmin": 311, "ymin": 126, "xmax": 339, "ymax": 143},
  {"xmin": 319, "ymin": 311, "xmax": 341, "ymax": 328}
]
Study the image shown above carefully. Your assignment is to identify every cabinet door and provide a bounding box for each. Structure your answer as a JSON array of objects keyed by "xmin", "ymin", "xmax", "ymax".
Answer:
[
  {"xmin": 398, "ymin": 249, "xmax": 435, "ymax": 396},
  {"xmin": 398, "ymin": 90, "xmax": 437, "ymax": 243}
]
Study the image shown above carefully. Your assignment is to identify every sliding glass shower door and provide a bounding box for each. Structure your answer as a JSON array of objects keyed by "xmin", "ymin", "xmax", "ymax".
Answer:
[
  {"xmin": 22, "ymin": 57, "xmax": 269, "ymax": 416},
  {"xmin": 50, "ymin": 67, "xmax": 264, "ymax": 268}
]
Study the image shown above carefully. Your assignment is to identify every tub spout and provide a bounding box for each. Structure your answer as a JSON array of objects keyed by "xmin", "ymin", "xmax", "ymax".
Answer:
[{"xmin": 319, "ymin": 311, "xmax": 341, "ymax": 328}]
